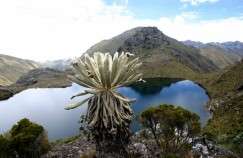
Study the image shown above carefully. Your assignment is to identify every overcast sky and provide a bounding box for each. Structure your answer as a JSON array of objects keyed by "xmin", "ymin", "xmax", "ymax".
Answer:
[{"xmin": 0, "ymin": 0, "xmax": 243, "ymax": 61}]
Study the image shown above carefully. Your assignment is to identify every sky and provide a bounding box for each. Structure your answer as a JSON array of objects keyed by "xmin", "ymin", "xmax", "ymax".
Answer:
[{"xmin": 0, "ymin": 0, "xmax": 243, "ymax": 61}]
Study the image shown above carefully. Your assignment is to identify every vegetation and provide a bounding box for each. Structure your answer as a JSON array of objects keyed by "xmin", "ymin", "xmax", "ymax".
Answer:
[
  {"xmin": 202, "ymin": 61, "xmax": 243, "ymax": 157},
  {"xmin": 0, "ymin": 134, "xmax": 13, "ymax": 157},
  {"xmin": 140, "ymin": 104, "xmax": 201, "ymax": 158},
  {"xmin": 65, "ymin": 52, "xmax": 143, "ymax": 157},
  {"xmin": 0, "ymin": 118, "xmax": 50, "ymax": 158},
  {"xmin": 203, "ymin": 95, "xmax": 243, "ymax": 157}
]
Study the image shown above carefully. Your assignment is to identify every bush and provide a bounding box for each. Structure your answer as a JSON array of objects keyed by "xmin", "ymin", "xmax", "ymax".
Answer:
[
  {"xmin": 140, "ymin": 104, "xmax": 201, "ymax": 157},
  {"xmin": 0, "ymin": 134, "xmax": 14, "ymax": 157},
  {"xmin": 0, "ymin": 118, "xmax": 50, "ymax": 158}
]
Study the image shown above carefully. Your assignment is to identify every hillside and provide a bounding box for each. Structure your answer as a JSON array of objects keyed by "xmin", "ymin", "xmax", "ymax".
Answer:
[
  {"xmin": 207, "ymin": 60, "xmax": 243, "ymax": 97},
  {"xmin": 183, "ymin": 40, "xmax": 243, "ymax": 68},
  {"xmin": 0, "ymin": 54, "xmax": 40, "ymax": 86},
  {"xmin": 204, "ymin": 61, "xmax": 243, "ymax": 157},
  {"xmin": 85, "ymin": 27, "xmax": 218, "ymax": 79}
]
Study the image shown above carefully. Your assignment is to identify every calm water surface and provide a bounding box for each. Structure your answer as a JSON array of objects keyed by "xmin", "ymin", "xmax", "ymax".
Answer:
[{"xmin": 0, "ymin": 79, "xmax": 210, "ymax": 140}]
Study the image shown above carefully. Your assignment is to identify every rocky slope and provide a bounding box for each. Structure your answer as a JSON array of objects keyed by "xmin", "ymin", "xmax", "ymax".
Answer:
[
  {"xmin": 85, "ymin": 27, "xmax": 218, "ymax": 79},
  {"xmin": 0, "ymin": 54, "xmax": 40, "ymax": 86},
  {"xmin": 43, "ymin": 131, "xmax": 239, "ymax": 158}
]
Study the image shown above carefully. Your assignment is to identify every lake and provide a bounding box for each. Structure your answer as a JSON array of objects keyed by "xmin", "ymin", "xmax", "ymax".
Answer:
[{"xmin": 0, "ymin": 78, "xmax": 210, "ymax": 140}]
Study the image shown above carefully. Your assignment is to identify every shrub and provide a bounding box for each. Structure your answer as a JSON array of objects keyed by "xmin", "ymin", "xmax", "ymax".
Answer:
[
  {"xmin": 140, "ymin": 104, "xmax": 201, "ymax": 157},
  {"xmin": 0, "ymin": 134, "xmax": 14, "ymax": 157},
  {"xmin": 0, "ymin": 118, "xmax": 50, "ymax": 158}
]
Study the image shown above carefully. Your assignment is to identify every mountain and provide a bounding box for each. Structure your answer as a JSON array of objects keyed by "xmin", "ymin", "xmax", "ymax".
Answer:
[
  {"xmin": 0, "ymin": 54, "xmax": 40, "ymax": 86},
  {"xmin": 41, "ymin": 59, "xmax": 72, "ymax": 71},
  {"xmin": 210, "ymin": 41, "xmax": 243, "ymax": 57},
  {"xmin": 183, "ymin": 40, "xmax": 243, "ymax": 68},
  {"xmin": 85, "ymin": 27, "xmax": 218, "ymax": 79},
  {"xmin": 182, "ymin": 40, "xmax": 204, "ymax": 48}
]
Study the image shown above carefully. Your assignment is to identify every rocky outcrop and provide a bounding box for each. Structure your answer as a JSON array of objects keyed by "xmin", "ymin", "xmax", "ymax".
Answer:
[
  {"xmin": 42, "ymin": 136, "xmax": 95, "ymax": 158},
  {"xmin": 117, "ymin": 27, "xmax": 169, "ymax": 52},
  {"xmin": 43, "ymin": 130, "xmax": 238, "ymax": 158},
  {"xmin": 192, "ymin": 137, "xmax": 239, "ymax": 158}
]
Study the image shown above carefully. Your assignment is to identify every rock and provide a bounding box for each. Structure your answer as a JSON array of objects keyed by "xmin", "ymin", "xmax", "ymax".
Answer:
[
  {"xmin": 129, "ymin": 143, "xmax": 149, "ymax": 158},
  {"xmin": 42, "ymin": 136, "xmax": 95, "ymax": 158},
  {"xmin": 192, "ymin": 137, "xmax": 239, "ymax": 158}
]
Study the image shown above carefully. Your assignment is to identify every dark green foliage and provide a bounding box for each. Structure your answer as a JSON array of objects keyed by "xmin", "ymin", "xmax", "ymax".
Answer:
[
  {"xmin": 0, "ymin": 134, "xmax": 14, "ymax": 158},
  {"xmin": 0, "ymin": 118, "xmax": 50, "ymax": 158},
  {"xmin": 140, "ymin": 104, "xmax": 201, "ymax": 158}
]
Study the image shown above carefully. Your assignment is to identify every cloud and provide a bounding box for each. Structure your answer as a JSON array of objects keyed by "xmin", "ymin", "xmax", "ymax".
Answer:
[
  {"xmin": 175, "ymin": 11, "xmax": 199, "ymax": 20},
  {"xmin": 180, "ymin": 0, "xmax": 219, "ymax": 6},
  {"xmin": 154, "ymin": 15, "xmax": 243, "ymax": 43},
  {"xmin": 0, "ymin": 0, "xmax": 242, "ymax": 61},
  {"xmin": 0, "ymin": 0, "xmax": 135, "ymax": 61}
]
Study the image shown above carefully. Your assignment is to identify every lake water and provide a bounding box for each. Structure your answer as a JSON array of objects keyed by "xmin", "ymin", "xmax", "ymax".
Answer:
[{"xmin": 0, "ymin": 79, "xmax": 210, "ymax": 140}]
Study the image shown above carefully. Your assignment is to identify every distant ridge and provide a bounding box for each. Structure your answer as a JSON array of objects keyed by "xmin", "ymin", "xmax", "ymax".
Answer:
[{"xmin": 183, "ymin": 40, "xmax": 243, "ymax": 68}]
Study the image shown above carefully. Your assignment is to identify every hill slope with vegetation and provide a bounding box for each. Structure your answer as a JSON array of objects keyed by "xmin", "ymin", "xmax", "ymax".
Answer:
[
  {"xmin": 0, "ymin": 54, "xmax": 40, "ymax": 86},
  {"xmin": 203, "ymin": 61, "xmax": 243, "ymax": 157}
]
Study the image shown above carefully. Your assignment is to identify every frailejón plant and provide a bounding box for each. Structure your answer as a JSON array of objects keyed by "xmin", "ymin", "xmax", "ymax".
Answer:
[{"xmin": 65, "ymin": 52, "xmax": 142, "ymax": 133}]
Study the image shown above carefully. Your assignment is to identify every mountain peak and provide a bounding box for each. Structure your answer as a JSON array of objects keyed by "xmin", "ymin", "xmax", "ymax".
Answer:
[
  {"xmin": 117, "ymin": 26, "xmax": 168, "ymax": 52},
  {"xmin": 128, "ymin": 26, "xmax": 163, "ymax": 34},
  {"xmin": 85, "ymin": 26, "xmax": 167, "ymax": 55}
]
